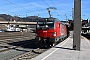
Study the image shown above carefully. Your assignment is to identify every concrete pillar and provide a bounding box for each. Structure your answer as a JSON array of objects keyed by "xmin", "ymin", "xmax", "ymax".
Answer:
[{"xmin": 73, "ymin": 0, "xmax": 81, "ymax": 51}]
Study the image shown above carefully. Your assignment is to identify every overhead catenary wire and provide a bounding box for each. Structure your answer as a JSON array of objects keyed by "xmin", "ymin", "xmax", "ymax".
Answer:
[
  {"xmin": 41, "ymin": 0, "xmax": 65, "ymax": 20},
  {"xmin": 0, "ymin": 0, "xmax": 83, "ymax": 20},
  {"xmin": 51, "ymin": 0, "xmax": 68, "ymax": 20},
  {"xmin": 44, "ymin": 0, "xmax": 74, "ymax": 20},
  {"xmin": 0, "ymin": 8, "xmax": 17, "ymax": 15},
  {"xmin": 52, "ymin": 0, "xmax": 73, "ymax": 20},
  {"xmin": 4, "ymin": 0, "xmax": 46, "ymax": 16},
  {"xmin": 42, "ymin": 0, "xmax": 50, "ymax": 7},
  {"xmin": 0, "ymin": 1, "xmax": 27, "ymax": 16},
  {"xmin": 50, "ymin": 0, "xmax": 81, "ymax": 20},
  {"xmin": 0, "ymin": 1, "xmax": 17, "ymax": 15},
  {"xmin": 1, "ymin": 0, "xmax": 70, "ymax": 18},
  {"xmin": 82, "ymin": 2, "xmax": 90, "ymax": 19},
  {"xmin": 3, "ymin": 0, "xmax": 47, "ymax": 17},
  {"xmin": 4, "ymin": 0, "xmax": 34, "ymax": 13},
  {"xmin": 50, "ymin": 0, "xmax": 67, "ymax": 20}
]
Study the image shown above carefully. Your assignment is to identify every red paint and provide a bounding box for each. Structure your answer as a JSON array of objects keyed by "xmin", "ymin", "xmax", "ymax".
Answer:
[
  {"xmin": 36, "ymin": 22, "xmax": 67, "ymax": 38},
  {"xmin": 36, "ymin": 18, "xmax": 68, "ymax": 44}
]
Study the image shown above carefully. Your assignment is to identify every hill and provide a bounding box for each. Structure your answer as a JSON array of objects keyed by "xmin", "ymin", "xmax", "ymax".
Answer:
[{"xmin": 0, "ymin": 14, "xmax": 40, "ymax": 22}]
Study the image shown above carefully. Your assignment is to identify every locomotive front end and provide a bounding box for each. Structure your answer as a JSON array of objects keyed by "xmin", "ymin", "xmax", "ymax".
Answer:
[{"xmin": 35, "ymin": 18, "xmax": 57, "ymax": 44}]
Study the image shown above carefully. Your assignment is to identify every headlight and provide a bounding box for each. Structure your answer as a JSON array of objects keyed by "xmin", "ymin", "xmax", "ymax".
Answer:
[{"xmin": 53, "ymin": 32, "xmax": 56, "ymax": 36}]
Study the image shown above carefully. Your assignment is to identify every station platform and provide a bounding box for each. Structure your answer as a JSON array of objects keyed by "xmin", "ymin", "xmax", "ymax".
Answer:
[{"xmin": 32, "ymin": 35, "xmax": 90, "ymax": 60}]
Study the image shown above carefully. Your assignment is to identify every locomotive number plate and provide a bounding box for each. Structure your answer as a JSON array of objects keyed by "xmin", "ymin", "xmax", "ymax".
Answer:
[{"xmin": 43, "ymin": 31, "xmax": 47, "ymax": 32}]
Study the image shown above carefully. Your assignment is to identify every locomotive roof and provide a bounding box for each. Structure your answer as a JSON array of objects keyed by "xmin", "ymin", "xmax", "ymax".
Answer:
[
  {"xmin": 37, "ymin": 18, "xmax": 66, "ymax": 25},
  {"xmin": 38, "ymin": 18, "xmax": 60, "ymax": 22}
]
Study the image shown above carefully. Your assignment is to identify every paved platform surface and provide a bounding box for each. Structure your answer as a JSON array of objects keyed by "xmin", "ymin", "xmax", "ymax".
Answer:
[{"xmin": 32, "ymin": 35, "xmax": 90, "ymax": 60}]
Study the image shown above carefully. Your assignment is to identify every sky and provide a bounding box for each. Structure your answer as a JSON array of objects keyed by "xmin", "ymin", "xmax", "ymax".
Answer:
[{"xmin": 0, "ymin": 0, "xmax": 90, "ymax": 21}]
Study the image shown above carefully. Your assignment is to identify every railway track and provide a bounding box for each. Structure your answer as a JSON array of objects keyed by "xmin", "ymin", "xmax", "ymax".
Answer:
[
  {"xmin": 0, "ymin": 40, "xmax": 35, "ymax": 52},
  {"xmin": 0, "ymin": 40, "xmax": 48, "ymax": 60},
  {"xmin": 0, "ymin": 32, "xmax": 35, "ymax": 40},
  {"xmin": 0, "ymin": 31, "xmax": 49, "ymax": 60},
  {"xmin": 81, "ymin": 33, "xmax": 90, "ymax": 40},
  {"xmin": 0, "ymin": 31, "xmax": 35, "ymax": 51},
  {"xmin": 11, "ymin": 48, "xmax": 48, "ymax": 60}
]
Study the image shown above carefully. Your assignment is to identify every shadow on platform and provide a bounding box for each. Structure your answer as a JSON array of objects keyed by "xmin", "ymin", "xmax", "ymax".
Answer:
[{"xmin": 55, "ymin": 46, "xmax": 73, "ymax": 50}]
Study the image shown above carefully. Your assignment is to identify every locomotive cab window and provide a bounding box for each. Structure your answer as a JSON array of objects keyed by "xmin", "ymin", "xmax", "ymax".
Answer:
[{"xmin": 37, "ymin": 18, "xmax": 55, "ymax": 29}]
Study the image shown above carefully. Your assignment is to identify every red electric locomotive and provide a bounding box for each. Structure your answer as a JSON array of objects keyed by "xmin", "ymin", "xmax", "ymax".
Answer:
[{"xmin": 35, "ymin": 17, "xmax": 69, "ymax": 46}]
